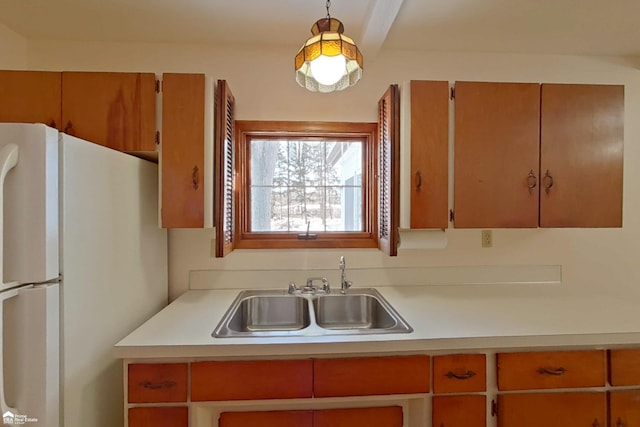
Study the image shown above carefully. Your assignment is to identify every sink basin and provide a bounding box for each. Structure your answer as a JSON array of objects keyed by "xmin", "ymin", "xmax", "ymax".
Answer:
[
  {"xmin": 214, "ymin": 291, "xmax": 310, "ymax": 337},
  {"xmin": 313, "ymin": 294, "xmax": 397, "ymax": 330},
  {"xmin": 213, "ymin": 288, "xmax": 412, "ymax": 337}
]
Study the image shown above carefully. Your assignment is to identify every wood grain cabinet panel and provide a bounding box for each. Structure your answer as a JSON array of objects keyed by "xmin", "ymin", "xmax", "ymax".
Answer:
[
  {"xmin": 609, "ymin": 390, "xmax": 640, "ymax": 427},
  {"xmin": 128, "ymin": 406, "xmax": 188, "ymax": 427},
  {"xmin": 61, "ymin": 71, "xmax": 156, "ymax": 152},
  {"xmin": 313, "ymin": 355, "xmax": 430, "ymax": 397},
  {"xmin": 191, "ymin": 359, "xmax": 313, "ymax": 401},
  {"xmin": 433, "ymin": 354, "xmax": 486, "ymax": 393},
  {"xmin": 0, "ymin": 70, "xmax": 62, "ymax": 129},
  {"xmin": 161, "ymin": 73, "xmax": 206, "ymax": 228},
  {"xmin": 128, "ymin": 363, "xmax": 188, "ymax": 403},
  {"xmin": 540, "ymin": 84, "xmax": 623, "ymax": 228},
  {"xmin": 497, "ymin": 392, "xmax": 605, "ymax": 427},
  {"xmin": 409, "ymin": 80, "xmax": 449, "ymax": 229},
  {"xmin": 609, "ymin": 349, "xmax": 640, "ymax": 386},
  {"xmin": 432, "ymin": 395, "xmax": 486, "ymax": 427},
  {"xmin": 453, "ymin": 81, "xmax": 541, "ymax": 228},
  {"xmin": 314, "ymin": 407, "xmax": 403, "ymax": 427},
  {"xmin": 219, "ymin": 410, "xmax": 313, "ymax": 427},
  {"xmin": 497, "ymin": 350, "xmax": 605, "ymax": 391}
]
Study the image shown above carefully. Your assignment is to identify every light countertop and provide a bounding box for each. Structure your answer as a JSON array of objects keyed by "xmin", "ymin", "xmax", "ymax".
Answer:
[{"xmin": 114, "ymin": 284, "xmax": 640, "ymax": 359}]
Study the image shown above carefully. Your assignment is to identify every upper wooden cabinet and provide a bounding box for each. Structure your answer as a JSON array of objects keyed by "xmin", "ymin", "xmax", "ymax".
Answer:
[
  {"xmin": 161, "ymin": 73, "xmax": 209, "ymax": 228},
  {"xmin": 61, "ymin": 72, "xmax": 156, "ymax": 152},
  {"xmin": 0, "ymin": 70, "xmax": 62, "ymax": 129},
  {"xmin": 0, "ymin": 70, "xmax": 157, "ymax": 154},
  {"xmin": 540, "ymin": 84, "xmax": 623, "ymax": 227},
  {"xmin": 407, "ymin": 80, "xmax": 449, "ymax": 229},
  {"xmin": 453, "ymin": 81, "xmax": 623, "ymax": 228}
]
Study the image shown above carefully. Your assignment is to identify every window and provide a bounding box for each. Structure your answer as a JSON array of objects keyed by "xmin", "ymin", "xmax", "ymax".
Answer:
[{"xmin": 235, "ymin": 121, "xmax": 378, "ymax": 249}]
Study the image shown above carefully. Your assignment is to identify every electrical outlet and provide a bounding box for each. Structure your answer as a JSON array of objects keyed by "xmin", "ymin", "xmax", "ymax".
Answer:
[{"xmin": 481, "ymin": 230, "xmax": 492, "ymax": 248}]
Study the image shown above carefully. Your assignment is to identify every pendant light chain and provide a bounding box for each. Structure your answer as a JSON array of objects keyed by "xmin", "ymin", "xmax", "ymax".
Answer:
[{"xmin": 325, "ymin": 0, "xmax": 331, "ymax": 20}]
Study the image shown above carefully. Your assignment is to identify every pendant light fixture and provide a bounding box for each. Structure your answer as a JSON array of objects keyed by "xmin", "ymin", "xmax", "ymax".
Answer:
[{"xmin": 295, "ymin": 0, "xmax": 363, "ymax": 93}]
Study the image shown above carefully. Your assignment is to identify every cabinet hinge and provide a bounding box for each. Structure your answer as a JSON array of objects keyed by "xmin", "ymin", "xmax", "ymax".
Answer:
[
  {"xmin": 450, "ymin": 87, "xmax": 455, "ymax": 100},
  {"xmin": 449, "ymin": 209, "xmax": 454, "ymax": 222},
  {"xmin": 491, "ymin": 399, "xmax": 498, "ymax": 417},
  {"xmin": 155, "ymin": 131, "xmax": 160, "ymax": 145},
  {"xmin": 155, "ymin": 79, "xmax": 160, "ymax": 93}
]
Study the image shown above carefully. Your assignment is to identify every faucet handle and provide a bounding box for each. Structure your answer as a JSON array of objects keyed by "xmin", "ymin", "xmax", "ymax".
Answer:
[
  {"xmin": 305, "ymin": 277, "xmax": 330, "ymax": 294},
  {"xmin": 288, "ymin": 281, "xmax": 301, "ymax": 294}
]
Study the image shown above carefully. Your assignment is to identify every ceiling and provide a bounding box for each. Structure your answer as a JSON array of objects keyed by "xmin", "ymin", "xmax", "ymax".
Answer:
[{"xmin": 1, "ymin": 0, "xmax": 640, "ymax": 58}]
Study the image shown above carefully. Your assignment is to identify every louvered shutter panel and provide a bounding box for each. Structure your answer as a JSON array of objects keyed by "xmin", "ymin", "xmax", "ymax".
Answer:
[
  {"xmin": 378, "ymin": 85, "xmax": 400, "ymax": 256},
  {"xmin": 215, "ymin": 80, "xmax": 236, "ymax": 257}
]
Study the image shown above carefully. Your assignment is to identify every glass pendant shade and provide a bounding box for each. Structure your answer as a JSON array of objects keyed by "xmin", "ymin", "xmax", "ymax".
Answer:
[{"xmin": 295, "ymin": 17, "xmax": 363, "ymax": 93}]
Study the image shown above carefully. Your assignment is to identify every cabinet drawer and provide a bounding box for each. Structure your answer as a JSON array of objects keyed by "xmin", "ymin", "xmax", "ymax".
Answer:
[
  {"xmin": 191, "ymin": 360, "xmax": 313, "ymax": 401},
  {"xmin": 313, "ymin": 355, "xmax": 430, "ymax": 397},
  {"xmin": 128, "ymin": 363, "xmax": 188, "ymax": 403},
  {"xmin": 432, "ymin": 395, "xmax": 486, "ymax": 427},
  {"xmin": 609, "ymin": 349, "xmax": 640, "ymax": 386},
  {"xmin": 129, "ymin": 406, "xmax": 188, "ymax": 427},
  {"xmin": 497, "ymin": 350, "xmax": 605, "ymax": 390},
  {"xmin": 314, "ymin": 407, "xmax": 403, "ymax": 427},
  {"xmin": 220, "ymin": 410, "xmax": 312, "ymax": 427},
  {"xmin": 433, "ymin": 354, "xmax": 486, "ymax": 393},
  {"xmin": 497, "ymin": 392, "xmax": 605, "ymax": 427}
]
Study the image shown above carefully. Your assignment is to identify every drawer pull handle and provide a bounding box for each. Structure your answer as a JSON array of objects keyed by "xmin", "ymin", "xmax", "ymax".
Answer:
[
  {"xmin": 140, "ymin": 380, "xmax": 176, "ymax": 390},
  {"xmin": 416, "ymin": 171, "xmax": 422, "ymax": 192},
  {"xmin": 445, "ymin": 370, "xmax": 476, "ymax": 380},
  {"xmin": 543, "ymin": 169, "xmax": 554, "ymax": 194},
  {"xmin": 537, "ymin": 367, "xmax": 566, "ymax": 376},
  {"xmin": 527, "ymin": 169, "xmax": 537, "ymax": 194},
  {"xmin": 192, "ymin": 165, "xmax": 199, "ymax": 190}
]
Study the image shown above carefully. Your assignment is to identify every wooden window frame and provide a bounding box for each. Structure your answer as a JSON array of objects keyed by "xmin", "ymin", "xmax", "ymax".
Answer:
[{"xmin": 234, "ymin": 121, "xmax": 378, "ymax": 250}]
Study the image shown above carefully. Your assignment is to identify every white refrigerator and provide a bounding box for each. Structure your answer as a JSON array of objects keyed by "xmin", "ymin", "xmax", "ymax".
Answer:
[{"xmin": 0, "ymin": 123, "xmax": 168, "ymax": 427}]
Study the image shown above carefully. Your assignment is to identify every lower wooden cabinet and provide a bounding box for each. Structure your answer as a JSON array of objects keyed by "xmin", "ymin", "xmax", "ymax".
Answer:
[
  {"xmin": 128, "ymin": 406, "xmax": 188, "ymax": 427},
  {"xmin": 219, "ymin": 407, "xmax": 402, "ymax": 427},
  {"xmin": 609, "ymin": 390, "xmax": 640, "ymax": 427},
  {"xmin": 432, "ymin": 395, "xmax": 485, "ymax": 427},
  {"xmin": 497, "ymin": 392, "xmax": 606, "ymax": 427}
]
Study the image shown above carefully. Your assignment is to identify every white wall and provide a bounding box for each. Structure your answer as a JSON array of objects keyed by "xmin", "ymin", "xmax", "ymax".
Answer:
[
  {"xmin": 0, "ymin": 23, "xmax": 27, "ymax": 69},
  {"xmin": 25, "ymin": 40, "xmax": 640, "ymax": 301}
]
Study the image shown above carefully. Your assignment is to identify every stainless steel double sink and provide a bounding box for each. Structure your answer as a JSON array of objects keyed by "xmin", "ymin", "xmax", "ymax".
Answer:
[{"xmin": 213, "ymin": 288, "xmax": 412, "ymax": 338}]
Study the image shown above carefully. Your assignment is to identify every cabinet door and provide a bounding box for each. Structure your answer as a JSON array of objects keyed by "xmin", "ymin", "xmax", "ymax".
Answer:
[
  {"xmin": 498, "ymin": 392, "xmax": 605, "ymax": 427},
  {"xmin": 409, "ymin": 80, "xmax": 449, "ymax": 229},
  {"xmin": 314, "ymin": 407, "xmax": 403, "ymax": 427},
  {"xmin": 161, "ymin": 73, "xmax": 205, "ymax": 228},
  {"xmin": 129, "ymin": 407, "xmax": 188, "ymax": 427},
  {"xmin": 433, "ymin": 395, "xmax": 485, "ymax": 427},
  {"xmin": 219, "ymin": 410, "xmax": 312, "ymax": 427},
  {"xmin": 540, "ymin": 84, "xmax": 623, "ymax": 227},
  {"xmin": 609, "ymin": 390, "xmax": 640, "ymax": 427},
  {"xmin": 61, "ymin": 71, "xmax": 156, "ymax": 152},
  {"xmin": 0, "ymin": 70, "xmax": 62, "ymax": 129},
  {"xmin": 453, "ymin": 81, "xmax": 540, "ymax": 228}
]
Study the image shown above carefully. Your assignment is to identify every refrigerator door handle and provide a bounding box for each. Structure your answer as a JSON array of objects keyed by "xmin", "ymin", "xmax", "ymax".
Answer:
[
  {"xmin": 0, "ymin": 143, "xmax": 19, "ymax": 292},
  {"xmin": 0, "ymin": 288, "xmax": 19, "ymax": 416}
]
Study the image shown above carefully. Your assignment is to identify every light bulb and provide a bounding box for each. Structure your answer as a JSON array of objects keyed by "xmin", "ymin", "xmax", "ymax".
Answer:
[{"xmin": 310, "ymin": 55, "xmax": 347, "ymax": 86}]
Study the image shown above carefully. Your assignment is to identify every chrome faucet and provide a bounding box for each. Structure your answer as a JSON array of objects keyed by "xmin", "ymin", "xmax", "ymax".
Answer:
[{"xmin": 339, "ymin": 256, "xmax": 352, "ymax": 294}]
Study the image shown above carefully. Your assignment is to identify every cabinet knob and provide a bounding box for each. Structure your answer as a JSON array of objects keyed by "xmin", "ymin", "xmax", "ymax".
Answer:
[
  {"xmin": 416, "ymin": 171, "xmax": 422, "ymax": 192},
  {"xmin": 63, "ymin": 121, "xmax": 74, "ymax": 135},
  {"xmin": 192, "ymin": 165, "xmax": 199, "ymax": 190},
  {"xmin": 617, "ymin": 417, "xmax": 625, "ymax": 427},
  {"xmin": 543, "ymin": 169, "xmax": 554, "ymax": 194},
  {"xmin": 527, "ymin": 169, "xmax": 537, "ymax": 194},
  {"xmin": 592, "ymin": 418, "xmax": 601, "ymax": 427}
]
